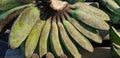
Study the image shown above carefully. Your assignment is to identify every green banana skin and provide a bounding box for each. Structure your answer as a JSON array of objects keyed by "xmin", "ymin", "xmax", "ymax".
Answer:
[
  {"xmin": 99, "ymin": 0, "xmax": 120, "ymax": 16},
  {"xmin": 68, "ymin": 9, "xmax": 109, "ymax": 30},
  {"xmin": 100, "ymin": 8, "xmax": 120, "ymax": 23},
  {"xmin": 110, "ymin": 27, "xmax": 120, "ymax": 45},
  {"xmin": 25, "ymin": 19, "xmax": 46, "ymax": 58},
  {"xmin": 57, "ymin": 16, "xmax": 81, "ymax": 58},
  {"xmin": 61, "ymin": 14, "xmax": 93, "ymax": 52},
  {"xmin": 0, "ymin": 4, "xmax": 34, "ymax": 22},
  {"xmin": 111, "ymin": 43, "xmax": 120, "ymax": 58},
  {"xmin": 50, "ymin": 16, "xmax": 64, "ymax": 57},
  {"xmin": 64, "ymin": 12, "xmax": 102, "ymax": 43},
  {"xmin": 39, "ymin": 17, "xmax": 51, "ymax": 58},
  {"xmin": 114, "ymin": 0, "xmax": 120, "ymax": 6},
  {"xmin": 70, "ymin": 2, "xmax": 110, "ymax": 21},
  {"xmin": 9, "ymin": 6, "xmax": 39, "ymax": 49}
]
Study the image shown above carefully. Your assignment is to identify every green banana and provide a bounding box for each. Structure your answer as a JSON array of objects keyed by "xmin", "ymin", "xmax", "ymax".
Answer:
[
  {"xmin": 68, "ymin": 9, "xmax": 109, "ymax": 30},
  {"xmin": 114, "ymin": 0, "xmax": 120, "ymax": 6},
  {"xmin": 39, "ymin": 17, "xmax": 51, "ymax": 58},
  {"xmin": 110, "ymin": 14, "xmax": 120, "ymax": 23},
  {"xmin": 46, "ymin": 52, "xmax": 55, "ymax": 58},
  {"xmin": 61, "ymin": 14, "xmax": 93, "ymax": 52},
  {"xmin": 110, "ymin": 27, "xmax": 120, "ymax": 45},
  {"xmin": 0, "ymin": 9, "xmax": 23, "ymax": 32},
  {"xmin": 9, "ymin": 6, "xmax": 39, "ymax": 49},
  {"xmin": 112, "ymin": 43, "xmax": 120, "ymax": 58},
  {"xmin": 70, "ymin": 2, "xmax": 110, "ymax": 21},
  {"xmin": 0, "ymin": 0, "xmax": 23, "ymax": 11},
  {"xmin": 50, "ymin": 16, "xmax": 64, "ymax": 57},
  {"xmin": 0, "ymin": 4, "xmax": 34, "ymax": 22},
  {"xmin": 100, "ymin": 8, "xmax": 120, "ymax": 23},
  {"xmin": 57, "ymin": 15, "xmax": 81, "ymax": 58},
  {"xmin": 99, "ymin": 0, "xmax": 120, "ymax": 16},
  {"xmin": 25, "ymin": 19, "xmax": 46, "ymax": 58},
  {"xmin": 64, "ymin": 12, "xmax": 102, "ymax": 43}
]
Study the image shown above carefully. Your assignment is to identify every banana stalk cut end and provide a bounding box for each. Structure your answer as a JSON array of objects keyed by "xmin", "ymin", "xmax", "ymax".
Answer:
[{"xmin": 50, "ymin": 0, "xmax": 68, "ymax": 11}]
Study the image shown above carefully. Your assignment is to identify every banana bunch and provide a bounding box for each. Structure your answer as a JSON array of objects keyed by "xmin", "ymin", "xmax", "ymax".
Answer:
[
  {"xmin": 110, "ymin": 27, "xmax": 120, "ymax": 58},
  {"xmin": 0, "ymin": 0, "xmax": 110, "ymax": 58},
  {"xmin": 97, "ymin": 0, "xmax": 120, "ymax": 23}
]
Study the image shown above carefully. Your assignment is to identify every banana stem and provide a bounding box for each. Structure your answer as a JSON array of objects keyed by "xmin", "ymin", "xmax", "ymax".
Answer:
[
  {"xmin": 61, "ymin": 12, "xmax": 66, "ymax": 21},
  {"xmin": 50, "ymin": 0, "xmax": 68, "ymax": 11},
  {"xmin": 64, "ymin": 11, "xmax": 70, "ymax": 19}
]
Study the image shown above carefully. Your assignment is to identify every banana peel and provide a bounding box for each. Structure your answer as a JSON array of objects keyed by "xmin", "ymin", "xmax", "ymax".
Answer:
[
  {"xmin": 9, "ymin": 6, "xmax": 39, "ymax": 49},
  {"xmin": 109, "ymin": 27, "xmax": 120, "ymax": 45}
]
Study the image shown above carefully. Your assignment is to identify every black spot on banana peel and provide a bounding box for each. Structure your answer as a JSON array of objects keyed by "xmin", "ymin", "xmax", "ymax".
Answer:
[{"xmin": 9, "ymin": 6, "xmax": 39, "ymax": 49}]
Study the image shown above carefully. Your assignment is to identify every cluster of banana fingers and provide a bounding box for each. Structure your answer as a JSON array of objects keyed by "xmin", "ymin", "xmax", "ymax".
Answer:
[
  {"xmin": 97, "ymin": 0, "xmax": 120, "ymax": 23},
  {"xmin": 0, "ymin": 0, "xmax": 110, "ymax": 58}
]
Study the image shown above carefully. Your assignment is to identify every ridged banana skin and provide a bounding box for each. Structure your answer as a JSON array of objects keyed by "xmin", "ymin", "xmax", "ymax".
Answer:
[
  {"xmin": 25, "ymin": 19, "xmax": 46, "ymax": 58},
  {"xmin": 50, "ymin": 17, "xmax": 64, "ymax": 57},
  {"xmin": 61, "ymin": 15, "xmax": 93, "ymax": 52},
  {"xmin": 58, "ymin": 18, "xmax": 81, "ymax": 58},
  {"xmin": 69, "ymin": 9, "xmax": 109, "ymax": 30},
  {"xmin": 70, "ymin": 2, "xmax": 110, "ymax": 21},
  {"xmin": 67, "ymin": 16, "xmax": 102, "ymax": 43},
  {"xmin": 39, "ymin": 18, "xmax": 51, "ymax": 58},
  {"xmin": 9, "ymin": 6, "xmax": 39, "ymax": 49},
  {"xmin": 114, "ymin": 0, "xmax": 120, "ymax": 6},
  {"xmin": 112, "ymin": 43, "xmax": 120, "ymax": 58},
  {"xmin": 100, "ymin": 0, "xmax": 120, "ymax": 16},
  {"xmin": 0, "ymin": 4, "xmax": 34, "ymax": 22}
]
